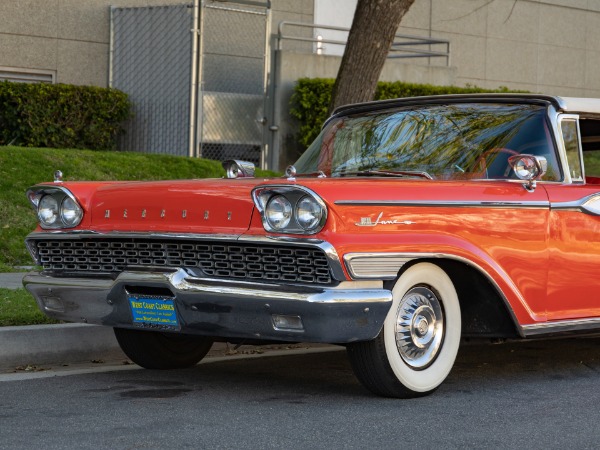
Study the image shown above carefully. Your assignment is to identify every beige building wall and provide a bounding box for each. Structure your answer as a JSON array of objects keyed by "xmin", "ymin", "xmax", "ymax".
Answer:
[
  {"xmin": 398, "ymin": 0, "xmax": 600, "ymax": 97},
  {"xmin": 2, "ymin": 0, "xmax": 599, "ymax": 95},
  {"xmin": 0, "ymin": 0, "xmax": 314, "ymax": 87}
]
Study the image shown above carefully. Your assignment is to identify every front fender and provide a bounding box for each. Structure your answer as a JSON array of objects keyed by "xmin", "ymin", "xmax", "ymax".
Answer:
[{"xmin": 328, "ymin": 232, "xmax": 546, "ymax": 329}]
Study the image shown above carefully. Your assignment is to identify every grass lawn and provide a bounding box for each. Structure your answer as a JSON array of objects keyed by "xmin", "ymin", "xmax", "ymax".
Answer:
[
  {"xmin": 0, "ymin": 262, "xmax": 22, "ymax": 272},
  {"xmin": 0, "ymin": 288, "xmax": 59, "ymax": 326}
]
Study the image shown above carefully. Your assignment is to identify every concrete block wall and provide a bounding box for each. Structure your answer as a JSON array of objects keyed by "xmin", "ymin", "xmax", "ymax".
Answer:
[
  {"xmin": 0, "ymin": 0, "xmax": 191, "ymax": 86},
  {"xmin": 397, "ymin": 0, "xmax": 600, "ymax": 97},
  {"xmin": 3, "ymin": 1, "xmax": 600, "ymax": 95},
  {"xmin": 0, "ymin": 0, "xmax": 315, "ymax": 87}
]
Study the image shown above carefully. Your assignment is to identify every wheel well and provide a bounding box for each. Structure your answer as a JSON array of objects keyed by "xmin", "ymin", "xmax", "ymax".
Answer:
[{"xmin": 389, "ymin": 259, "xmax": 520, "ymax": 339}]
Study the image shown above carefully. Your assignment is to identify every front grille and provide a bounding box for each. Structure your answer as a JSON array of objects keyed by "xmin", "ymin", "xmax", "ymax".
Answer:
[{"xmin": 31, "ymin": 238, "xmax": 333, "ymax": 285}]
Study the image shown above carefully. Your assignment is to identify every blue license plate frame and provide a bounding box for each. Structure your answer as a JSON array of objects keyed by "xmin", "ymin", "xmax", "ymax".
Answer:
[{"xmin": 128, "ymin": 296, "xmax": 180, "ymax": 330}]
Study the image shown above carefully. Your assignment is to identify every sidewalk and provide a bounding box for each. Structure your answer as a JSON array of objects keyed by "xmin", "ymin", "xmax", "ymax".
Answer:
[{"xmin": 0, "ymin": 272, "xmax": 26, "ymax": 290}]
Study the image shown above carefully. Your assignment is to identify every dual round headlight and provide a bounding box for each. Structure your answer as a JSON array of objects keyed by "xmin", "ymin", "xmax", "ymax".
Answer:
[
  {"xmin": 38, "ymin": 195, "xmax": 60, "ymax": 226},
  {"xmin": 265, "ymin": 194, "xmax": 324, "ymax": 232},
  {"xmin": 37, "ymin": 194, "xmax": 83, "ymax": 229},
  {"xmin": 265, "ymin": 195, "xmax": 293, "ymax": 229},
  {"xmin": 295, "ymin": 196, "xmax": 323, "ymax": 230}
]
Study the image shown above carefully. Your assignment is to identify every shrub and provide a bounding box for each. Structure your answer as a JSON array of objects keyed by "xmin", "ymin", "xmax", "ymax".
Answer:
[
  {"xmin": 290, "ymin": 78, "xmax": 526, "ymax": 148},
  {"xmin": 289, "ymin": 78, "xmax": 335, "ymax": 149},
  {"xmin": 0, "ymin": 81, "xmax": 131, "ymax": 150}
]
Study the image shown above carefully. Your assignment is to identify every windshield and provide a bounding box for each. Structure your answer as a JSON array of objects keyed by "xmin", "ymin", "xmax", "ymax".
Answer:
[{"xmin": 294, "ymin": 103, "xmax": 561, "ymax": 181}]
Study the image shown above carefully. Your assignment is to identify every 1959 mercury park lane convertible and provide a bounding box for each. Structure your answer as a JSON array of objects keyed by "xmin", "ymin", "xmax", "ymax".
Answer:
[{"xmin": 22, "ymin": 94, "xmax": 600, "ymax": 398}]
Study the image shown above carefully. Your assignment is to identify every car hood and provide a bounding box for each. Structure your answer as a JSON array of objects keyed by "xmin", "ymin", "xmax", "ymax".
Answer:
[
  {"xmin": 85, "ymin": 178, "xmax": 265, "ymax": 234},
  {"xmin": 61, "ymin": 176, "xmax": 550, "ymax": 236}
]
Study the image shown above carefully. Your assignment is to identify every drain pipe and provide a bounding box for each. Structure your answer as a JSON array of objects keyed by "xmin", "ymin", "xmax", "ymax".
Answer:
[
  {"xmin": 188, "ymin": 0, "xmax": 200, "ymax": 158},
  {"xmin": 196, "ymin": 0, "xmax": 206, "ymax": 158},
  {"xmin": 108, "ymin": 7, "xmax": 115, "ymax": 87}
]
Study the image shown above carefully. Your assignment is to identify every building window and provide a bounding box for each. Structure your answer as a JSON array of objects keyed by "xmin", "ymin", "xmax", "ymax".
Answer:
[{"xmin": 0, "ymin": 66, "xmax": 55, "ymax": 84}]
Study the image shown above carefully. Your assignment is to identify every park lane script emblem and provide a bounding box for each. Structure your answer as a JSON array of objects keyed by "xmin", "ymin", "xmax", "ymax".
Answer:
[{"xmin": 355, "ymin": 212, "xmax": 415, "ymax": 227}]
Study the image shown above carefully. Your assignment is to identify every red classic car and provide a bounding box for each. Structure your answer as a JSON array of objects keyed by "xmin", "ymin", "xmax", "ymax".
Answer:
[{"xmin": 23, "ymin": 94, "xmax": 600, "ymax": 398}]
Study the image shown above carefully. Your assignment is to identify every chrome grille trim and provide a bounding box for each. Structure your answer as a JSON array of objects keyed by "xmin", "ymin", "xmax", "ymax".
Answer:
[
  {"xmin": 334, "ymin": 199, "xmax": 549, "ymax": 208},
  {"xmin": 344, "ymin": 254, "xmax": 415, "ymax": 279},
  {"xmin": 29, "ymin": 237, "xmax": 334, "ymax": 285}
]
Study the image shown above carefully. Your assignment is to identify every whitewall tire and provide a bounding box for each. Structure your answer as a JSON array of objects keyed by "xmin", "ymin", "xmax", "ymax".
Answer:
[{"xmin": 347, "ymin": 263, "xmax": 461, "ymax": 398}]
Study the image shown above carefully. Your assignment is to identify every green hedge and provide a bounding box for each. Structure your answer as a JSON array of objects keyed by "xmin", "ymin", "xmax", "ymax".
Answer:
[
  {"xmin": 0, "ymin": 81, "xmax": 131, "ymax": 150},
  {"xmin": 290, "ymin": 78, "xmax": 526, "ymax": 148}
]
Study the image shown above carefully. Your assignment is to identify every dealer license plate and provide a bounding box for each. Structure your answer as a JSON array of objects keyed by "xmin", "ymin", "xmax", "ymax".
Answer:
[{"xmin": 128, "ymin": 296, "xmax": 180, "ymax": 329}]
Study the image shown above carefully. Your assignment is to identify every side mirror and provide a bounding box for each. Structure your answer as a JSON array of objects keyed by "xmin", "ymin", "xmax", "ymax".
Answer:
[
  {"xmin": 508, "ymin": 154, "xmax": 547, "ymax": 191},
  {"xmin": 222, "ymin": 160, "xmax": 255, "ymax": 179}
]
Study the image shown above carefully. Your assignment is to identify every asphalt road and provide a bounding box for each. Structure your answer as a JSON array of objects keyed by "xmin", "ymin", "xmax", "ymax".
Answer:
[{"xmin": 2, "ymin": 337, "xmax": 600, "ymax": 449}]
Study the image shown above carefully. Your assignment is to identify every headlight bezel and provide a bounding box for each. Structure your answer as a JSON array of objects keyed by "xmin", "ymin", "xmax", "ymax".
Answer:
[
  {"xmin": 252, "ymin": 185, "xmax": 327, "ymax": 235},
  {"xmin": 27, "ymin": 186, "xmax": 84, "ymax": 229}
]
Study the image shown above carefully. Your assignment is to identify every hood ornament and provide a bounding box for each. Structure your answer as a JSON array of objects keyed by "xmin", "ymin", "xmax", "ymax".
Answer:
[{"xmin": 285, "ymin": 165, "xmax": 297, "ymax": 180}]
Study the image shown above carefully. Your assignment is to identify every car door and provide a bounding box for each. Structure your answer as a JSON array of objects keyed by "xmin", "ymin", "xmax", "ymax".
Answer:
[{"xmin": 544, "ymin": 115, "xmax": 600, "ymax": 320}]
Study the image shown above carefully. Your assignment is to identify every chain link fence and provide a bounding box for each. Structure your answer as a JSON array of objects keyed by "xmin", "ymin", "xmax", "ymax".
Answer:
[
  {"xmin": 110, "ymin": 1, "xmax": 268, "ymax": 164},
  {"xmin": 111, "ymin": 4, "xmax": 193, "ymax": 155}
]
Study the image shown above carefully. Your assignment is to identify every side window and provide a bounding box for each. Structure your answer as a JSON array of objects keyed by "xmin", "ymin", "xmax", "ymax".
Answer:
[
  {"xmin": 579, "ymin": 118, "xmax": 600, "ymax": 181},
  {"xmin": 560, "ymin": 118, "xmax": 583, "ymax": 182}
]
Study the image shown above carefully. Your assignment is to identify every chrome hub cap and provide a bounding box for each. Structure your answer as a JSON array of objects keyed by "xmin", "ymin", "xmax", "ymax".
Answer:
[{"xmin": 395, "ymin": 286, "xmax": 444, "ymax": 369}]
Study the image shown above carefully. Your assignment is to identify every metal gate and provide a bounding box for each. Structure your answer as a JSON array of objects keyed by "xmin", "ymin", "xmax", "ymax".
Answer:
[
  {"xmin": 110, "ymin": 1, "xmax": 269, "ymax": 165},
  {"xmin": 198, "ymin": 3, "xmax": 269, "ymax": 165}
]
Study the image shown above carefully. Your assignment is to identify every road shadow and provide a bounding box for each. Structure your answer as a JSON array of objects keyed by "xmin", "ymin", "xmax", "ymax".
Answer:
[{"xmin": 107, "ymin": 336, "xmax": 600, "ymax": 401}]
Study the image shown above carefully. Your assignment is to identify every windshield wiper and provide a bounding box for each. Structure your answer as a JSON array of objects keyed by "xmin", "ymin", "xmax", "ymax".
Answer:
[{"xmin": 338, "ymin": 170, "xmax": 433, "ymax": 180}]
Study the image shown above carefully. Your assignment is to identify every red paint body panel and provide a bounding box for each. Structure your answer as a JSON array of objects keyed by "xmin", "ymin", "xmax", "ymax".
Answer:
[
  {"xmin": 544, "ymin": 184, "xmax": 600, "ymax": 320},
  {"xmin": 225, "ymin": 178, "xmax": 552, "ymax": 325},
  {"xmin": 46, "ymin": 177, "xmax": 560, "ymax": 326},
  {"xmin": 305, "ymin": 179, "xmax": 550, "ymax": 325}
]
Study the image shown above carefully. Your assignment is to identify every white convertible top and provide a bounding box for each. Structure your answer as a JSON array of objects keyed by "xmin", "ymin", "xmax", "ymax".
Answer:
[{"xmin": 558, "ymin": 97, "xmax": 600, "ymax": 115}]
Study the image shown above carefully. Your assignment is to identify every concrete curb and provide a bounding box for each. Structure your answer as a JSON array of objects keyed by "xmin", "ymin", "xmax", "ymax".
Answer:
[
  {"xmin": 0, "ymin": 322, "xmax": 339, "ymax": 371},
  {"xmin": 1, "ymin": 273, "xmax": 126, "ymax": 369},
  {"xmin": 0, "ymin": 323, "xmax": 125, "ymax": 369}
]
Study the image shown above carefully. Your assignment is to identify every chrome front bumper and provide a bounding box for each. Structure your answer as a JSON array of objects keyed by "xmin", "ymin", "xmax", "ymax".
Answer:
[{"xmin": 23, "ymin": 269, "xmax": 393, "ymax": 344}]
